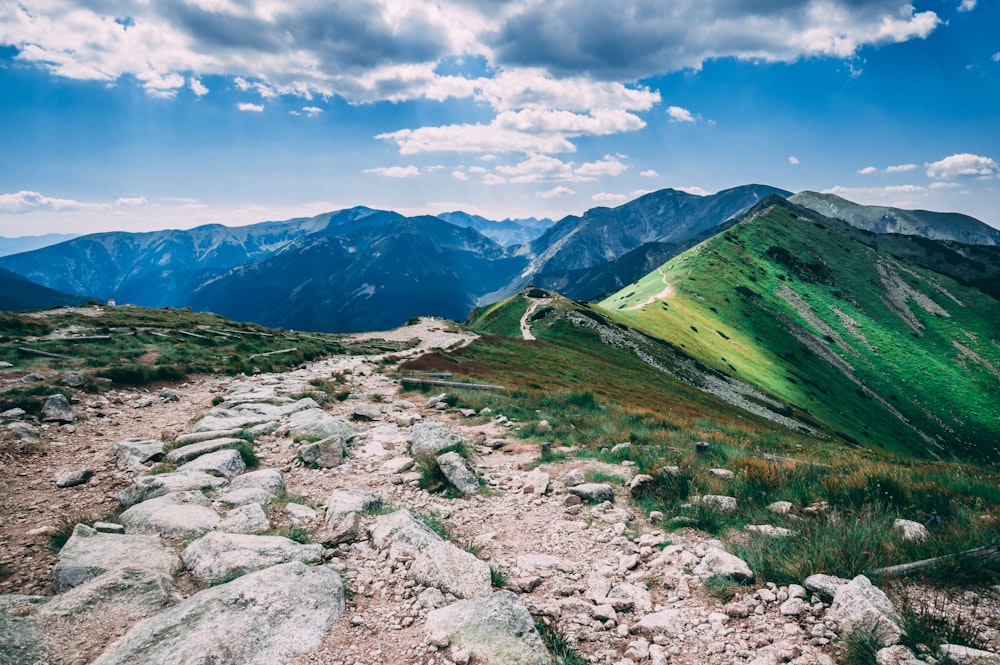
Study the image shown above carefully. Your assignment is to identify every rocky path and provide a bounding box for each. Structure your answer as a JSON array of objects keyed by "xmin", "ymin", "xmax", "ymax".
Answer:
[
  {"xmin": 2, "ymin": 317, "xmax": 997, "ymax": 665},
  {"xmin": 627, "ymin": 269, "xmax": 673, "ymax": 310},
  {"xmin": 520, "ymin": 298, "xmax": 550, "ymax": 341}
]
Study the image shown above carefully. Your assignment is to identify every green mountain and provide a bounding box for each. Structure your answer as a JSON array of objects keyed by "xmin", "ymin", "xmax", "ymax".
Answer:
[
  {"xmin": 0, "ymin": 268, "xmax": 88, "ymax": 311},
  {"xmin": 600, "ymin": 198, "xmax": 1000, "ymax": 463}
]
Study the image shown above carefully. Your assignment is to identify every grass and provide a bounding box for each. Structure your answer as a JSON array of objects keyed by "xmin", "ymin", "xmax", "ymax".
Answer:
[
  {"xmin": 702, "ymin": 574, "xmax": 748, "ymax": 602},
  {"xmin": 892, "ymin": 586, "xmax": 987, "ymax": 654},
  {"xmin": 46, "ymin": 509, "xmax": 121, "ymax": 552},
  {"xmin": 534, "ymin": 619, "xmax": 587, "ymax": 665},
  {"xmin": 0, "ymin": 385, "xmax": 72, "ymax": 417},
  {"xmin": 413, "ymin": 442, "xmax": 474, "ymax": 496},
  {"xmin": 413, "ymin": 510, "xmax": 452, "ymax": 540},
  {"xmin": 490, "ymin": 565, "xmax": 508, "ymax": 589},
  {"xmin": 584, "ymin": 470, "xmax": 627, "ymax": 485},
  {"xmin": 839, "ymin": 626, "xmax": 881, "ymax": 665},
  {"xmin": 266, "ymin": 527, "xmax": 311, "ymax": 544},
  {"xmin": 229, "ymin": 442, "xmax": 260, "ymax": 469}
]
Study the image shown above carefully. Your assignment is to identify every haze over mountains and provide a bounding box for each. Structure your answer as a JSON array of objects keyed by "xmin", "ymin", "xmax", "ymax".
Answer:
[{"xmin": 2, "ymin": 185, "xmax": 999, "ymax": 334}]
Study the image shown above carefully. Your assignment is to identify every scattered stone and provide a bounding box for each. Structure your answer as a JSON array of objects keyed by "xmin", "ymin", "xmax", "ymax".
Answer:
[
  {"xmin": 181, "ymin": 532, "xmax": 324, "ymax": 585},
  {"xmin": 1, "ymin": 407, "xmax": 26, "ymax": 419},
  {"xmin": 767, "ymin": 501, "xmax": 794, "ymax": 515},
  {"xmin": 381, "ymin": 456, "xmax": 415, "ymax": 474},
  {"xmin": 693, "ymin": 546, "xmax": 754, "ymax": 582},
  {"xmin": 745, "ymin": 524, "xmax": 793, "ymax": 538},
  {"xmin": 408, "ymin": 422, "xmax": 468, "ymax": 457},
  {"xmin": 163, "ymin": 437, "xmax": 244, "ymax": 464},
  {"xmin": 324, "ymin": 488, "xmax": 381, "ymax": 527},
  {"xmin": 114, "ymin": 438, "xmax": 165, "ymax": 468},
  {"xmin": 805, "ymin": 574, "xmax": 849, "ymax": 602},
  {"xmin": 825, "ymin": 575, "xmax": 903, "ymax": 647},
  {"xmin": 284, "ymin": 502, "xmax": 318, "ymax": 523},
  {"xmin": 53, "ymin": 524, "xmax": 181, "ymax": 592},
  {"xmin": 174, "ymin": 429, "xmax": 244, "ymax": 446},
  {"xmin": 118, "ymin": 491, "xmax": 222, "ymax": 538},
  {"xmin": 636, "ymin": 608, "xmax": 684, "ymax": 637},
  {"xmin": 877, "ymin": 645, "xmax": 925, "ymax": 665},
  {"xmin": 286, "ymin": 408, "xmax": 357, "ymax": 440},
  {"xmin": 61, "ymin": 373, "xmax": 87, "ymax": 388},
  {"xmin": 93, "ymin": 522, "xmax": 124, "ymax": 534},
  {"xmin": 42, "ymin": 393, "xmax": 74, "ymax": 423},
  {"xmin": 892, "ymin": 519, "xmax": 929, "ymax": 542},
  {"xmin": 321, "ymin": 511, "xmax": 362, "ymax": 546},
  {"xmin": 436, "ymin": 451, "xmax": 480, "ymax": 495},
  {"xmin": 937, "ymin": 644, "xmax": 1000, "ymax": 665},
  {"xmin": 523, "ymin": 469, "xmax": 550, "ymax": 495},
  {"xmin": 700, "ymin": 495, "xmax": 738, "ymax": 512},
  {"xmin": 371, "ymin": 509, "xmax": 444, "ymax": 550},
  {"xmin": 177, "ymin": 448, "xmax": 246, "ymax": 478},
  {"xmin": 118, "ymin": 471, "xmax": 228, "ymax": 507},
  {"xmin": 22, "ymin": 373, "xmax": 46, "ymax": 382},
  {"xmin": 352, "ymin": 403, "xmax": 381, "ymax": 421},
  {"xmin": 709, "ymin": 468, "xmax": 735, "ymax": 479},
  {"xmin": 410, "ymin": 541, "xmax": 492, "ymax": 599},
  {"xmin": 629, "ymin": 474, "xmax": 654, "ymax": 497},
  {"xmin": 567, "ymin": 483, "xmax": 614, "ymax": 503},
  {"xmin": 425, "ymin": 591, "xmax": 553, "ymax": 665},
  {"xmin": 40, "ymin": 567, "xmax": 181, "ymax": 619},
  {"xmin": 228, "ymin": 468, "xmax": 285, "ymax": 494},
  {"xmin": 159, "ymin": 388, "xmax": 180, "ymax": 402},
  {"xmin": 54, "ymin": 468, "xmax": 94, "ymax": 488},
  {"xmin": 536, "ymin": 419, "xmax": 552, "ymax": 433},
  {"xmin": 133, "ymin": 397, "xmax": 154, "ymax": 409},
  {"xmin": 217, "ymin": 502, "xmax": 270, "ymax": 534},
  {"xmin": 298, "ymin": 435, "xmax": 346, "ymax": 468},
  {"xmin": 7, "ymin": 421, "xmax": 40, "ymax": 444},
  {"xmin": 563, "ymin": 468, "xmax": 585, "ymax": 486}
]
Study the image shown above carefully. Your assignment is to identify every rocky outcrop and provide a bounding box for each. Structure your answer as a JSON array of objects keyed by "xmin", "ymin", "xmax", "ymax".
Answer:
[
  {"xmin": 409, "ymin": 541, "xmax": 492, "ymax": 599},
  {"xmin": 408, "ymin": 422, "xmax": 467, "ymax": 457},
  {"xmin": 825, "ymin": 575, "xmax": 903, "ymax": 646},
  {"xmin": 180, "ymin": 532, "xmax": 325, "ymax": 585},
  {"xmin": 53, "ymin": 525, "xmax": 181, "ymax": 592}
]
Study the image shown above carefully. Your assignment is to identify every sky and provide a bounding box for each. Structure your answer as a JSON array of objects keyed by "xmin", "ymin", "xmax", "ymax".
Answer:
[{"xmin": 0, "ymin": 0, "xmax": 999, "ymax": 237}]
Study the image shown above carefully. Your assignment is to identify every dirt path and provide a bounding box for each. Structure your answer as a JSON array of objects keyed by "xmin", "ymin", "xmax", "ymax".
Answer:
[
  {"xmin": 627, "ymin": 268, "xmax": 674, "ymax": 310},
  {"xmin": 519, "ymin": 298, "xmax": 550, "ymax": 340}
]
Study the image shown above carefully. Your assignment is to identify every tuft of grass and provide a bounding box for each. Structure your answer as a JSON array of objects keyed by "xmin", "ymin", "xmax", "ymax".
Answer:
[
  {"xmin": 229, "ymin": 442, "xmax": 259, "ymax": 469},
  {"xmin": 534, "ymin": 618, "xmax": 587, "ymax": 665},
  {"xmin": 413, "ymin": 510, "xmax": 451, "ymax": 540},
  {"xmin": 839, "ymin": 626, "xmax": 881, "ymax": 665},
  {"xmin": 701, "ymin": 574, "xmax": 748, "ymax": 602},
  {"xmin": 893, "ymin": 587, "xmax": 987, "ymax": 654},
  {"xmin": 266, "ymin": 527, "xmax": 311, "ymax": 544},
  {"xmin": 584, "ymin": 470, "xmax": 627, "ymax": 485},
  {"xmin": 46, "ymin": 510, "xmax": 121, "ymax": 552},
  {"xmin": 490, "ymin": 565, "xmax": 508, "ymax": 588}
]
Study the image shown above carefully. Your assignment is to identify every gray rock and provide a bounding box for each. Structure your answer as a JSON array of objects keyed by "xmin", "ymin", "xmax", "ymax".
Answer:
[
  {"xmin": 90, "ymin": 562, "xmax": 345, "ymax": 665},
  {"xmin": 629, "ymin": 474, "xmax": 654, "ymax": 497},
  {"xmin": 298, "ymin": 434, "xmax": 346, "ymax": 468},
  {"xmin": 425, "ymin": 591, "xmax": 553, "ymax": 665},
  {"xmin": 53, "ymin": 524, "xmax": 181, "ymax": 592},
  {"xmin": 159, "ymin": 388, "xmax": 180, "ymax": 402},
  {"xmin": 563, "ymin": 469, "xmax": 585, "ymax": 486},
  {"xmin": 61, "ymin": 373, "xmax": 88, "ymax": 388},
  {"xmin": 174, "ymin": 429, "xmax": 244, "ymax": 446},
  {"xmin": 768, "ymin": 501, "xmax": 794, "ymax": 515},
  {"xmin": 215, "ymin": 487, "xmax": 276, "ymax": 507},
  {"xmin": 380, "ymin": 456, "xmax": 415, "ymax": 475},
  {"xmin": 286, "ymin": 409, "xmax": 357, "ymax": 440},
  {"xmin": 163, "ymin": 437, "xmax": 244, "ymax": 464},
  {"xmin": 228, "ymin": 468, "xmax": 286, "ymax": 494},
  {"xmin": 0, "ymin": 596, "xmax": 49, "ymax": 665},
  {"xmin": 284, "ymin": 502, "xmax": 318, "ymax": 523},
  {"xmin": 321, "ymin": 512, "xmax": 362, "ymax": 546},
  {"xmin": 0, "ymin": 360, "xmax": 13, "ymax": 368},
  {"xmin": 114, "ymin": 438, "xmax": 165, "ymax": 468},
  {"xmin": 523, "ymin": 469, "xmax": 550, "ymax": 495},
  {"xmin": 94, "ymin": 522, "xmax": 125, "ymax": 534},
  {"xmin": 217, "ymin": 502, "xmax": 271, "ymax": 534},
  {"xmin": 118, "ymin": 491, "xmax": 222, "ymax": 538},
  {"xmin": 371, "ymin": 509, "xmax": 444, "ymax": 550},
  {"xmin": 825, "ymin": 575, "xmax": 903, "ymax": 646},
  {"xmin": 567, "ymin": 483, "xmax": 614, "ymax": 503},
  {"xmin": 190, "ymin": 408, "xmax": 272, "ymax": 433},
  {"xmin": 54, "ymin": 468, "xmax": 94, "ymax": 488},
  {"xmin": 247, "ymin": 421, "xmax": 281, "ymax": 438},
  {"xmin": 410, "ymin": 541, "xmax": 492, "ymax": 599},
  {"xmin": 937, "ymin": 644, "xmax": 1000, "ymax": 665},
  {"xmin": 700, "ymin": 495, "xmax": 738, "ymax": 512},
  {"xmin": 744, "ymin": 524, "xmax": 793, "ymax": 538},
  {"xmin": 7, "ymin": 421, "xmax": 40, "ymax": 444},
  {"xmin": 118, "ymin": 471, "xmax": 228, "ymax": 507},
  {"xmin": 181, "ymin": 532, "xmax": 324, "ymax": 585},
  {"xmin": 177, "ymin": 449, "xmax": 246, "ymax": 478},
  {"xmin": 40, "ymin": 567, "xmax": 180, "ymax": 618},
  {"xmin": 1, "ymin": 407, "xmax": 27, "ymax": 419},
  {"xmin": 876, "ymin": 645, "xmax": 925, "ymax": 665},
  {"xmin": 635, "ymin": 608, "xmax": 684, "ymax": 637},
  {"xmin": 324, "ymin": 488, "xmax": 381, "ymax": 527},
  {"xmin": 892, "ymin": 518, "xmax": 929, "ymax": 542},
  {"xmin": 352, "ymin": 403, "xmax": 381, "ymax": 421},
  {"xmin": 804, "ymin": 573, "xmax": 849, "ymax": 602},
  {"xmin": 22, "ymin": 373, "xmax": 45, "ymax": 382},
  {"xmin": 436, "ymin": 451, "xmax": 480, "ymax": 495},
  {"xmin": 42, "ymin": 393, "xmax": 74, "ymax": 423},
  {"xmin": 408, "ymin": 422, "xmax": 468, "ymax": 457},
  {"xmin": 536, "ymin": 419, "xmax": 552, "ymax": 433},
  {"xmin": 709, "ymin": 468, "xmax": 735, "ymax": 479},
  {"xmin": 693, "ymin": 546, "xmax": 754, "ymax": 582}
]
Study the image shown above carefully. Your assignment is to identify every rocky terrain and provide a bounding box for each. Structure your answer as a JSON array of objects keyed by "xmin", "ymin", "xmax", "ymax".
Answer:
[{"xmin": 1, "ymin": 318, "xmax": 998, "ymax": 665}]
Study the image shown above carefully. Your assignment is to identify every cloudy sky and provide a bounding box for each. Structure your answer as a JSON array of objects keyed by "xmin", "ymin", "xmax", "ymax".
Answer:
[{"xmin": 1, "ymin": 0, "xmax": 998, "ymax": 236}]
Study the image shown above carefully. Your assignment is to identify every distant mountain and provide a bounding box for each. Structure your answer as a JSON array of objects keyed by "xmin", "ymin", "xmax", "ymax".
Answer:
[
  {"xmin": 600, "ymin": 197, "xmax": 1000, "ymax": 462},
  {"xmin": 0, "ymin": 233, "xmax": 79, "ymax": 257},
  {"xmin": 790, "ymin": 191, "xmax": 1000, "ymax": 246},
  {"xmin": 494, "ymin": 184, "xmax": 791, "ymax": 300},
  {"xmin": 435, "ymin": 212, "xmax": 554, "ymax": 247},
  {"xmin": 0, "ymin": 268, "xmax": 88, "ymax": 311}
]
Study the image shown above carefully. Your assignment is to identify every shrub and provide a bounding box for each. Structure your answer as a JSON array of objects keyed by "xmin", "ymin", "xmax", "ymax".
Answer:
[
  {"xmin": 230, "ymin": 442, "xmax": 259, "ymax": 469},
  {"xmin": 839, "ymin": 626, "xmax": 880, "ymax": 665}
]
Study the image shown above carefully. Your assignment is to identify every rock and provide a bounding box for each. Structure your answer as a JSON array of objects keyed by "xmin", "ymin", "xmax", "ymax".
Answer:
[
  {"xmin": 567, "ymin": 483, "xmax": 614, "ymax": 503},
  {"xmin": 175, "ymin": 429, "xmax": 244, "ymax": 446},
  {"xmin": 744, "ymin": 524, "xmax": 793, "ymax": 538},
  {"xmin": 436, "ymin": 451, "xmax": 480, "ymax": 495},
  {"xmin": 426, "ymin": 392, "xmax": 448, "ymax": 408},
  {"xmin": 39, "ymin": 567, "xmax": 180, "ymax": 618},
  {"xmin": 892, "ymin": 519, "xmax": 929, "ymax": 542},
  {"xmin": 0, "ymin": 360, "xmax": 14, "ymax": 368},
  {"xmin": 54, "ymin": 468, "xmax": 94, "ymax": 488},
  {"xmin": 324, "ymin": 489, "xmax": 381, "ymax": 526},
  {"xmin": 408, "ymin": 422, "xmax": 468, "ymax": 457},
  {"xmin": 536, "ymin": 419, "xmax": 552, "ymax": 433},
  {"xmin": 418, "ymin": 587, "xmax": 447, "ymax": 610},
  {"xmin": 321, "ymin": 511, "xmax": 362, "ymax": 546},
  {"xmin": 181, "ymin": 532, "xmax": 324, "ymax": 585},
  {"xmin": 780, "ymin": 597, "xmax": 807, "ymax": 616},
  {"xmin": 297, "ymin": 435, "xmax": 346, "ymax": 468},
  {"xmin": 94, "ymin": 522, "xmax": 125, "ymax": 534},
  {"xmin": 426, "ymin": 591, "xmax": 552, "ymax": 665},
  {"xmin": 118, "ymin": 491, "xmax": 222, "ymax": 538},
  {"xmin": 217, "ymin": 502, "xmax": 271, "ymax": 534},
  {"xmin": 7, "ymin": 421, "xmax": 40, "ymax": 444},
  {"xmin": 42, "ymin": 393, "xmax": 74, "ymax": 422},
  {"xmin": 805, "ymin": 574, "xmax": 849, "ymax": 602},
  {"xmin": 0, "ymin": 596, "xmax": 49, "ymax": 665},
  {"xmin": 410, "ymin": 541, "xmax": 492, "ymax": 599},
  {"xmin": 61, "ymin": 373, "xmax": 88, "ymax": 388},
  {"xmin": 371, "ymin": 509, "xmax": 444, "ymax": 550},
  {"xmin": 1, "ymin": 407, "xmax": 27, "ymax": 419},
  {"xmin": 877, "ymin": 645, "xmax": 925, "ymax": 665},
  {"xmin": 523, "ymin": 469, "xmax": 550, "ymax": 495},
  {"xmin": 286, "ymin": 408, "xmax": 357, "ymax": 440},
  {"xmin": 825, "ymin": 575, "xmax": 903, "ymax": 646},
  {"xmin": 700, "ymin": 495, "xmax": 738, "ymax": 512},
  {"xmin": 22, "ymin": 373, "xmax": 46, "ymax": 382},
  {"xmin": 563, "ymin": 468, "xmax": 585, "ymax": 486},
  {"xmin": 190, "ymin": 408, "xmax": 272, "ymax": 433},
  {"xmin": 607, "ymin": 582, "xmax": 653, "ymax": 613},
  {"xmin": 53, "ymin": 524, "xmax": 181, "ymax": 592},
  {"xmin": 228, "ymin": 468, "xmax": 285, "ymax": 494},
  {"xmin": 159, "ymin": 388, "xmax": 180, "ymax": 402},
  {"xmin": 284, "ymin": 502, "xmax": 318, "ymax": 523},
  {"xmin": 215, "ymin": 487, "xmax": 276, "ymax": 508},
  {"xmin": 380, "ymin": 456, "xmax": 415, "ymax": 474},
  {"xmin": 709, "ymin": 468, "xmax": 735, "ymax": 479},
  {"xmin": 163, "ymin": 437, "xmax": 244, "ymax": 464},
  {"xmin": 937, "ymin": 644, "xmax": 1000, "ymax": 665},
  {"xmin": 693, "ymin": 546, "xmax": 755, "ymax": 582},
  {"xmin": 629, "ymin": 474, "xmax": 654, "ymax": 497},
  {"xmin": 767, "ymin": 501, "xmax": 794, "ymax": 515},
  {"xmin": 177, "ymin": 448, "xmax": 246, "ymax": 478},
  {"xmin": 114, "ymin": 438, "xmax": 165, "ymax": 468},
  {"xmin": 133, "ymin": 397, "xmax": 154, "ymax": 408},
  {"xmin": 352, "ymin": 403, "xmax": 381, "ymax": 421},
  {"xmin": 636, "ymin": 608, "xmax": 684, "ymax": 637},
  {"xmin": 118, "ymin": 471, "xmax": 228, "ymax": 507},
  {"xmin": 90, "ymin": 562, "xmax": 344, "ymax": 665}
]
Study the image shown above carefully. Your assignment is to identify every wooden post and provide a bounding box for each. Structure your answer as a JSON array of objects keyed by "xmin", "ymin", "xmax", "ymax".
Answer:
[{"xmin": 18, "ymin": 347, "xmax": 70, "ymax": 359}]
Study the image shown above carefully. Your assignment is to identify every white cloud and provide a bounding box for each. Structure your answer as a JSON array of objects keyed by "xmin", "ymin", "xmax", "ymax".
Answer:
[
  {"xmin": 363, "ymin": 165, "xmax": 422, "ymax": 178},
  {"xmin": 958, "ymin": 0, "xmax": 976, "ymax": 11},
  {"xmin": 857, "ymin": 166, "xmax": 878, "ymax": 175},
  {"xmin": 237, "ymin": 102, "xmax": 264, "ymax": 112},
  {"xmin": 788, "ymin": 156, "xmax": 800, "ymax": 165},
  {"xmin": 537, "ymin": 186, "xmax": 576, "ymax": 199},
  {"xmin": 0, "ymin": 190, "xmax": 105, "ymax": 213},
  {"xmin": 377, "ymin": 124, "xmax": 576, "ymax": 155},
  {"xmin": 666, "ymin": 106, "xmax": 695, "ymax": 123},
  {"xmin": 468, "ymin": 166, "xmax": 488, "ymax": 174},
  {"xmin": 886, "ymin": 163, "xmax": 917, "ymax": 173},
  {"xmin": 451, "ymin": 170, "xmax": 469, "ymax": 181},
  {"xmin": 301, "ymin": 106, "xmax": 323, "ymax": 117},
  {"xmin": 592, "ymin": 192, "xmax": 628, "ymax": 203},
  {"xmin": 640, "ymin": 169, "xmax": 659, "ymax": 177},
  {"xmin": 993, "ymin": 53, "xmax": 1000, "ymax": 62},
  {"xmin": 495, "ymin": 153, "xmax": 628, "ymax": 183},
  {"xmin": 189, "ymin": 77, "xmax": 208, "ymax": 97},
  {"xmin": 575, "ymin": 154, "xmax": 629, "ymax": 178},
  {"xmin": 929, "ymin": 182, "xmax": 962, "ymax": 190},
  {"xmin": 482, "ymin": 173, "xmax": 506, "ymax": 186},
  {"xmin": 676, "ymin": 186, "xmax": 710, "ymax": 196},
  {"xmin": 115, "ymin": 196, "xmax": 148, "ymax": 206},
  {"xmin": 926, "ymin": 153, "xmax": 999, "ymax": 179}
]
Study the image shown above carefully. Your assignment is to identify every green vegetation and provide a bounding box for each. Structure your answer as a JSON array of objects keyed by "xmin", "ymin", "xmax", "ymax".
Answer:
[
  {"xmin": 413, "ymin": 510, "xmax": 452, "ymax": 540},
  {"xmin": 0, "ymin": 385, "xmax": 72, "ymax": 416},
  {"xmin": 490, "ymin": 565, "xmax": 508, "ymax": 589},
  {"xmin": 839, "ymin": 626, "xmax": 881, "ymax": 665},
  {"xmin": 534, "ymin": 619, "xmax": 587, "ymax": 665}
]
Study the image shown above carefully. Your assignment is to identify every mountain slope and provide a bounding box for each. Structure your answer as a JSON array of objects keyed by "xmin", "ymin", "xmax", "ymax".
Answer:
[
  {"xmin": 601, "ymin": 198, "xmax": 1000, "ymax": 462},
  {"xmin": 435, "ymin": 212, "xmax": 554, "ymax": 247},
  {"xmin": 0, "ymin": 233, "xmax": 79, "ymax": 257},
  {"xmin": 0, "ymin": 268, "xmax": 88, "ymax": 311},
  {"xmin": 790, "ymin": 191, "xmax": 1000, "ymax": 246}
]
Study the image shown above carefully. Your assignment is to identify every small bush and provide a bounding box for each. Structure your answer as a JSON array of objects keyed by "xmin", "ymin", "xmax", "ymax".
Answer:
[
  {"xmin": 839, "ymin": 626, "xmax": 880, "ymax": 665},
  {"xmin": 490, "ymin": 566, "xmax": 508, "ymax": 588},
  {"xmin": 230, "ymin": 442, "xmax": 259, "ymax": 469}
]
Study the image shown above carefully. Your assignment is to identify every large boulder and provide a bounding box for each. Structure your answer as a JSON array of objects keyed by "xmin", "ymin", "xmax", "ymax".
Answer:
[
  {"xmin": 371, "ymin": 509, "xmax": 443, "ymax": 550},
  {"xmin": 163, "ymin": 438, "xmax": 244, "ymax": 464},
  {"xmin": 409, "ymin": 541, "xmax": 492, "ymax": 600},
  {"xmin": 217, "ymin": 503, "xmax": 271, "ymax": 535},
  {"xmin": 567, "ymin": 483, "xmax": 614, "ymax": 504},
  {"xmin": 53, "ymin": 524, "xmax": 181, "ymax": 592},
  {"xmin": 425, "ymin": 591, "xmax": 553, "ymax": 665},
  {"xmin": 40, "ymin": 567, "xmax": 180, "ymax": 618},
  {"xmin": 118, "ymin": 491, "xmax": 222, "ymax": 538},
  {"xmin": 324, "ymin": 489, "xmax": 381, "ymax": 527},
  {"xmin": 114, "ymin": 438, "xmax": 165, "ymax": 468},
  {"xmin": 118, "ymin": 471, "xmax": 227, "ymax": 507},
  {"xmin": 693, "ymin": 546, "xmax": 754, "ymax": 582},
  {"xmin": 436, "ymin": 451, "xmax": 480, "ymax": 495},
  {"xmin": 181, "ymin": 532, "xmax": 324, "ymax": 585},
  {"xmin": 298, "ymin": 435, "xmax": 347, "ymax": 468},
  {"xmin": 0, "ymin": 596, "xmax": 49, "ymax": 665},
  {"xmin": 408, "ymin": 422, "xmax": 467, "ymax": 457},
  {"xmin": 177, "ymin": 449, "xmax": 246, "ymax": 478},
  {"xmin": 42, "ymin": 393, "xmax": 74, "ymax": 423},
  {"xmin": 228, "ymin": 468, "xmax": 285, "ymax": 495},
  {"xmin": 285, "ymin": 409, "xmax": 357, "ymax": 441},
  {"xmin": 825, "ymin": 575, "xmax": 903, "ymax": 646},
  {"xmin": 90, "ymin": 562, "xmax": 345, "ymax": 665}
]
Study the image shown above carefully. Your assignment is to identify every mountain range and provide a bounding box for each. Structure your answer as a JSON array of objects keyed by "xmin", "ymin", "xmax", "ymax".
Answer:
[{"xmin": 2, "ymin": 187, "xmax": 999, "ymax": 333}]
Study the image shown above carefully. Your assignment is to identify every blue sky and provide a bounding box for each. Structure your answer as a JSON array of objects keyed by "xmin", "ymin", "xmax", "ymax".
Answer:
[{"xmin": 1, "ymin": 0, "xmax": 998, "ymax": 236}]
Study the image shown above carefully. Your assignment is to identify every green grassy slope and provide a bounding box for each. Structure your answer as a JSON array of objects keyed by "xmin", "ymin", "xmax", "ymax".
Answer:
[{"xmin": 601, "ymin": 200, "xmax": 1000, "ymax": 463}]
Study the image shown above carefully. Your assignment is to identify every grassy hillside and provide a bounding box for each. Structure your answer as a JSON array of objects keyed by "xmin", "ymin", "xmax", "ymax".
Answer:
[
  {"xmin": 601, "ymin": 200, "xmax": 1000, "ymax": 463},
  {"xmin": 0, "ymin": 268, "xmax": 88, "ymax": 311}
]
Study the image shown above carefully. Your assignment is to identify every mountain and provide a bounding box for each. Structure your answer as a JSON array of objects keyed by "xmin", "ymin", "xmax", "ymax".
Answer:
[
  {"xmin": 790, "ymin": 191, "xmax": 1000, "ymax": 246},
  {"xmin": 600, "ymin": 197, "xmax": 1000, "ymax": 462},
  {"xmin": 494, "ymin": 184, "xmax": 791, "ymax": 300},
  {"xmin": 0, "ymin": 233, "xmax": 79, "ymax": 257},
  {"xmin": 187, "ymin": 213, "xmax": 526, "ymax": 333},
  {"xmin": 435, "ymin": 212, "xmax": 554, "ymax": 247},
  {"xmin": 0, "ymin": 268, "xmax": 88, "ymax": 311}
]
